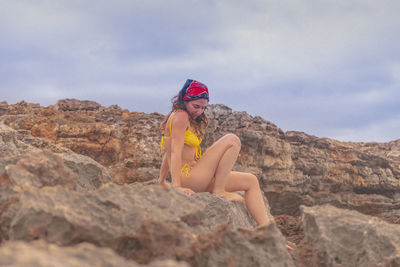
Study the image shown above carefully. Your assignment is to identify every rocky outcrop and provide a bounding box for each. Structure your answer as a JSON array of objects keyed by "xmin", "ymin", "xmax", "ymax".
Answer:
[
  {"xmin": 2, "ymin": 183, "xmax": 292, "ymax": 266},
  {"xmin": 0, "ymin": 99, "xmax": 162, "ymax": 184},
  {"xmin": 0, "ymin": 111, "xmax": 294, "ymax": 266},
  {"xmin": 0, "ymin": 240, "xmax": 188, "ymax": 267},
  {"xmin": 0, "ymin": 123, "xmax": 111, "ymax": 191},
  {"xmin": 5, "ymin": 184, "xmax": 259, "ymax": 244},
  {"xmin": 299, "ymin": 204, "xmax": 400, "ymax": 266},
  {"xmin": 204, "ymin": 105, "xmax": 400, "ymax": 222},
  {"xmin": 1, "ymin": 98, "xmax": 400, "ymax": 266}
]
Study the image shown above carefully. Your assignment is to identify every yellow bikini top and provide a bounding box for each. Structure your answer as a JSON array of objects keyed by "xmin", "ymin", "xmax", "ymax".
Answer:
[{"xmin": 160, "ymin": 110, "xmax": 202, "ymax": 160}]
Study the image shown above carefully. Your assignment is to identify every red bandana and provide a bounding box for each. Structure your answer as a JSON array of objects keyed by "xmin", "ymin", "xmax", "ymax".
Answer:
[{"xmin": 182, "ymin": 79, "xmax": 209, "ymax": 101}]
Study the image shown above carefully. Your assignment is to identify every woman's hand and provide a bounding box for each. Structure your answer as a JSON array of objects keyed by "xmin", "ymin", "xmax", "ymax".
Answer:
[{"xmin": 176, "ymin": 187, "xmax": 195, "ymax": 196}]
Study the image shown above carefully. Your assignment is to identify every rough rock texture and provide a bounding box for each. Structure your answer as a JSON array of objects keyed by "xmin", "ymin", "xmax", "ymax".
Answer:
[
  {"xmin": 0, "ymin": 123, "xmax": 111, "ymax": 191},
  {"xmin": 1, "ymin": 99, "xmax": 400, "ymax": 266},
  {"xmin": 299, "ymin": 204, "xmax": 400, "ymax": 267},
  {"xmin": 0, "ymin": 182, "xmax": 293, "ymax": 266},
  {"xmin": 0, "ymin": 240, "xmax": 188, "ymax": 267},
  {"xmin": 1, "ymin": 183, "xmax": 291, "ymax": 266},
  {"xmin": 4, "ymin": 151, "xmax": 78, "ymax": 190},
  {"xmin": 6, "ymin": 184, "xmax": 265, "ymax": 244},
  {"xmin": 1, "ymin": 99, "xmax": 162, "ymax": 184},
  {"xmin": 205, "ymin": 106, "xmax": 400, "ymax": 220},
  {"xmin": 2, "ymin": 100, "xmax": 399, "ymax": 221}
]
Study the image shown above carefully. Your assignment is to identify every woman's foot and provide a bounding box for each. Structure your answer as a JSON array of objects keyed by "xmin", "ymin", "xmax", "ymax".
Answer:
[{"xmin": 213, "ymin": 190, "xmax": 244, "ymax": 202}]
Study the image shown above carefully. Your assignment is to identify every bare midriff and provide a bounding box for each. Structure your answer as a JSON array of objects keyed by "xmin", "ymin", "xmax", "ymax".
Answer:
[{"xmin": 163, "ymin": 136, "xmax": 197, "ymax": 175}]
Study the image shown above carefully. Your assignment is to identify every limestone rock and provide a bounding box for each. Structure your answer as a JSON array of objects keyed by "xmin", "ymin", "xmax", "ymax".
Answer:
[
  {"xmin": 56, "ymin": 98, "xmax": 102, "ymax": 111},
  {"xmin": 4, "ymin": 151, "xmax": 77, "ymax": 190},
  {"xmin": 0, "ymin": 123, "xmax": 111, "ymax": 191},
  {"xmin": 2, "ymin": 183, "xmax": 293, "ymax": 266},
  {"xmin": 192, "ymin": 224, "xmax": 294, "ymax": 267},
  {"xmin": 115, "ymin": 222, "xmax": 294, "ymax": 267},
  {"xmin": 300, "ymin": 204, "xmax": 400, "ymax": 266},
  {"xmin": 2, "ymin": 100, "xmax": 399, "ymax": 215},
  {"xmin": 2, "ymin": 99, "xmax": 400, "ymax": 266},
  {"xmin": 0, "ymin": 184, "xmax": 19, "ymax": 243},
  {"xmin": 0, "ymin": 240, "xmax": 189, "ymax": 267},
  {"xmin": 1, "ymin": 99, "xmax": 162, "ymax": 184},
  {"xmin": 204, "ymin": 105, "xmax": 400, "ymax": 220},
  {"xmin": 6, "ymin": 183, "xmax": 269, "ymax": 244}
]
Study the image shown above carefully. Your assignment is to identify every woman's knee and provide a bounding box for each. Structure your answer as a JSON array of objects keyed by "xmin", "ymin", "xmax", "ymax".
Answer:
[
  {"xmin": 223, "ymin": 133, "xmax": 241, "ymax": 148},
  {"xmin": 248, "ymin": 174, "xmax": 260, "ymax": 188}
]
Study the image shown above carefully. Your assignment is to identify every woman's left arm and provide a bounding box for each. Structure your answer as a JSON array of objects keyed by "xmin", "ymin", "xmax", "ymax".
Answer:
[{"xmin": 158, "ymin": 153, "xmax": 170, "ymax": 187}]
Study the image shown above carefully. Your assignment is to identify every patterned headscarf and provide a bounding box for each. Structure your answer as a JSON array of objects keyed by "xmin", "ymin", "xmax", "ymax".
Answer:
[{"xmin": 182, "ymin": 79, "xmax": 209, "ymax": 101}]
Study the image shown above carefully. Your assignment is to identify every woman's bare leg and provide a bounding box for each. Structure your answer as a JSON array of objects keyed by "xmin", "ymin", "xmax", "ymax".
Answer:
[
  {"xmin": 210, "ymin": 135, "xmax": 244, "ymax": 201},
  {"xmin": 181, "ymin": 134, "xmax": 243, "ymax": 201},
  {"xmin": 225, "ymin": 172, "xmax": 293, "ymax": 250},
  {"xmin": 223, "ymin": 171, "xmax": 270, "ymax": 226}
]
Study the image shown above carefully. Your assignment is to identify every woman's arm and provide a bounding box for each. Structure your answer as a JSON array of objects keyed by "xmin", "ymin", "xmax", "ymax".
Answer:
[
  {"xmin": 158, "ymin": 153, "xmax": 170, "ymax": 187},
  {"xmin": 169, "ymin": 112, "xmax": 187, "ymax": 187}
]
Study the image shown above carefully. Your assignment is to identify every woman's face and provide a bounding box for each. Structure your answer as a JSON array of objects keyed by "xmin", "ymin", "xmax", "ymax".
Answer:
[{"xmin": 185, "ymin": 99, "xmax": 208, "ymax": 119}]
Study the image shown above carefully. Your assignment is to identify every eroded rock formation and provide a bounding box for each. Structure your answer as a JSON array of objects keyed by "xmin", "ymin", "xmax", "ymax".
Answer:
[{"xmin": 1, "ymin": 99, "xmax": 399, "ymax": 266}]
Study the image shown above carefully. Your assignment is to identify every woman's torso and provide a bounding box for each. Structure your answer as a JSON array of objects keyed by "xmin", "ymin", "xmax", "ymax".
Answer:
[{"xmin": 163, "ymin": 110, "xmax": 199, "ymax": 168}]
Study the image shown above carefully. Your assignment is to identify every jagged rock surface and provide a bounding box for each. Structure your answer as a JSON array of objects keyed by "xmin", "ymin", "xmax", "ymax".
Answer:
[
  {"xmin": 1, "ymin": 98, "xmax": 400, "ymax": 266},
  {"xmin": 0, "ymin": 119, "xmax": 292, "ymax": 266},
  {"xmin": 1, "ymin": 99, "xmax": 399, "ymax": 222},
  {"xmin": 0, "ymin": 240, "xmax": 188, "ymax": 267},
  {"xmin": 0, "ymin": 123, "xmax": 111, "ymax": 191},
  {"xmin": 1, "ymin": 99, "xmax": 162, "ymax": 184},
  {"xmin": 299, "ymin": 204, "xmax": 400, "ymax": 266},
  {"xmin": 2, "ymin": 183, "xmax": 293, "ymax": 266},
  {"xmin": 5, "ymin": 184, "xmax": 265, "ymax": 244}
]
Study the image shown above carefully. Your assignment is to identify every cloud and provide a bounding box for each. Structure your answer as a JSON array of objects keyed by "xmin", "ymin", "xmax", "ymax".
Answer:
[
  {"xmin": 329, "ymin": 114, "xmax": 400, "ymax": 142},
  {"xmin": 0, "ymin": 0, "xmax": 399, "ymax": 142}
]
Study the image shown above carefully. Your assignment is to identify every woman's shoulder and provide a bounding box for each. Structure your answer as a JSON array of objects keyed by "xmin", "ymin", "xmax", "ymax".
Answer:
[
  {"xmin": 172, "ymin": 109, "xmax": 189, "ymax": 119},
  {"xmin": 170, "ymin": 109, "xmax": 189, "ymax": 127}
]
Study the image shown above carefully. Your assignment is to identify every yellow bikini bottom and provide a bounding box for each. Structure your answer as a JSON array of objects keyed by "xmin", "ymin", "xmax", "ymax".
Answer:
[{"xmin": 180, "ymin": 163, "xmax": 193, "ymax": 178}]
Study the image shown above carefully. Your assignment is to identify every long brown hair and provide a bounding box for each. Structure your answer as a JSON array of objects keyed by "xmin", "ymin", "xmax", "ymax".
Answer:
[{"xmin": 160, "ymin": 88, "xmax": 209, "ymax": 138}]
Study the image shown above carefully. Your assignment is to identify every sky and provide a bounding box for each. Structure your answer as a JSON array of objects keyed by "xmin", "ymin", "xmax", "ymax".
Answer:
[{"xmin": 1, "ymin": 0, "xmax": 400, "ymax": 142}]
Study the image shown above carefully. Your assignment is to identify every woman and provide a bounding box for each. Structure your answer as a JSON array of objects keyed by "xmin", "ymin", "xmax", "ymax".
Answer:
[{"xmin": 158, "ymin": 79, "xmax": 271, "ymax": 226}]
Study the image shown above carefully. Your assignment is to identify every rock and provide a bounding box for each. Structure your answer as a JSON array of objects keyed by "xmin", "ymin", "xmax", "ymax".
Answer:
[
  {"xmin": 2, "ymin": 98, "xmax": 400, "ymax": 265},
  {"xmin": 4, "ymin": 151, "xmax": 77, "ymax": 190},
  {"xmin": 115, "ymin": 222, "xmax": 294, "ymax": 267},
  {"xmin": 1, "ymin": 99, "xmax": 163, "ymax": 184},
  {"xmin": 2, "ymin": 99, "xmax": 399, "ymax": 215},
  {"xmin": 0, "ymin": 240, "xmax": 189, "ymax": 267},
  {"xmin": 204, "ymin": 106, "xmax": 400, "ymax": 220},
  {"xmin": 0, "ymin": 184, "xmax": 19, "ymax": 243},
  {"xmin": 0, "ymin": 123, "xmax": 111, "ymax": 191},
  {"xmin": 6, "ymin": 183, "xmax": 269, "ymax": 244},
  {"xmin": 0, "ymin": 101, "xmax": 8, "ymax": 116},
  {"xmin": 191, "ymin": 223, "xmax": 294, "ymax": 267},
  {"xmin": 56, "ymin": 98, "xmax": 102, "ymax": 111},
  {"xmin": 2, "ymin": 183, "xmax": 292, "ymax": 266},
  {"xmin": 300, "ymin": 204, "xmax": 400, "ymax": 266}
]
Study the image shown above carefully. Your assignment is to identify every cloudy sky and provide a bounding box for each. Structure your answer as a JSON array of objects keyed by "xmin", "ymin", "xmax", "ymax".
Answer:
[{"xmin": 1, "ymin": 0, "xmax": 399, "ymax": 142}]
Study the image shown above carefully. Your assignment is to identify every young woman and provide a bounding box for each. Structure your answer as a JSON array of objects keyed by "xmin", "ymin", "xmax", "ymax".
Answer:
[{"xmin": 158, "ymin": 79, "xmax": 271, "ymax": 226}]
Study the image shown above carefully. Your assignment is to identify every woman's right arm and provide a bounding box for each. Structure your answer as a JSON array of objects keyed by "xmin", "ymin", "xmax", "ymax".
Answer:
[{"xmin": 169, "ymin": 112, "xmax": 187, "ymax": 188}]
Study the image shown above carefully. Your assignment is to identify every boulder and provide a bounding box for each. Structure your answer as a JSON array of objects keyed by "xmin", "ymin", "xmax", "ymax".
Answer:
[
  {"xmin": 0, "ymin": 240, "xmax": 189, "ymax": 267},
  {"xmin": 2, "ymin": 100, "xmax": 400, "ymax": 221},
  {"xmin": 3, "ymin": 151, "xmax": 77, "ymax": 190},
  {"xmin": 0, "ymin": 123, "xmax": 111, "ymax": 191},
  {"xmin": 2, "ymin": 99, "xmax": 400, "ymax": 266},
  {"xmin": 6, "ymin": 183, "xmax": 267, "ymax": 244},
  {"xmin": 3, "ymin": 183, "xmax": 293, "ymax": 266},
  {"xmin": 0, "ymin": 184, "xmax": 19, "ymax": 243},
  {"xmin": 300, "ymin": 204, "xmax": 400, "ymax": 266}
]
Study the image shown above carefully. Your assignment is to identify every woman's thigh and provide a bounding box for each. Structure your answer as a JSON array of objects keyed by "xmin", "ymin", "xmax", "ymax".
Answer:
[{"xmin": 181, "ymin": 134, "xmax": 239, "ymax": 192}]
